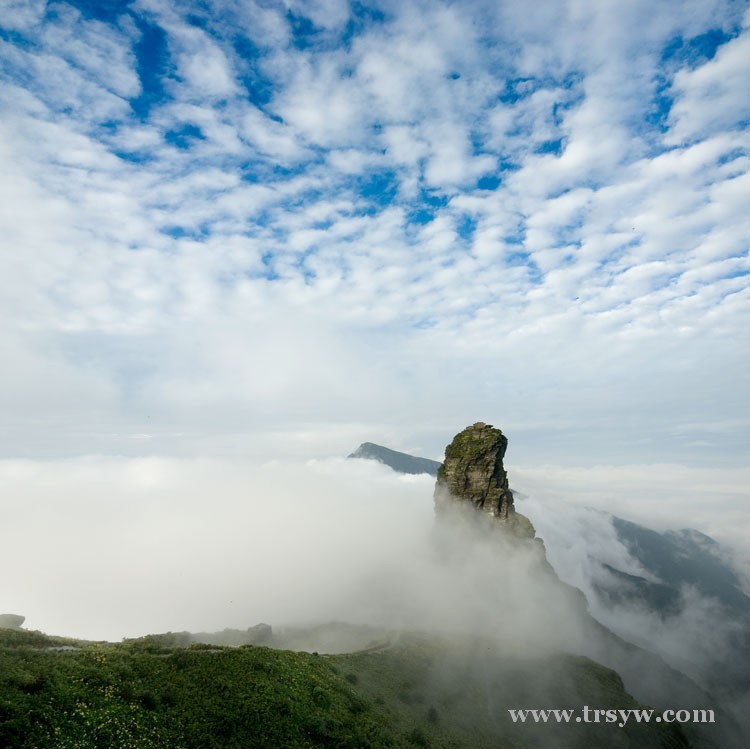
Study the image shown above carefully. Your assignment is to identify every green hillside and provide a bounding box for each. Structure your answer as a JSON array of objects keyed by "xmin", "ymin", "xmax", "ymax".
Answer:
[{"xmin": 0, "ymin": 627, "xmax": 689, "ymax": 749}]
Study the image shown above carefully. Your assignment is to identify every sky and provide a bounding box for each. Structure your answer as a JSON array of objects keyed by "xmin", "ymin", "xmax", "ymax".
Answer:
[{"xmin": 0, "ymin": 0, "xmax": 748, "ymax": 467}]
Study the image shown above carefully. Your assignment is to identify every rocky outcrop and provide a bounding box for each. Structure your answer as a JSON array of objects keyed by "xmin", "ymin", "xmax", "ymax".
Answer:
[
  {"xmin": 434, "ymin": 422, "xmax": 534, "ymax": 539},
  {"xmin": 246, "ymin": 622, "xmax": 273, "ymax": 644},
  {"xmin": 0, "ymin": 614, "xmax": 25, "ymax": 629}
]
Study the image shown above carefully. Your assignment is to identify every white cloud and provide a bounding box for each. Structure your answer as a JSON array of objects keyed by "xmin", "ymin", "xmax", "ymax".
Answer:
[
  {"xmin": 173, "ymin": 26, "xmax": 238, "ymax": 99},
  {"xmin": 40, "ymin": 3, "xmax": 142, "ymax": 100},
  {"xmin": 0, "ymin": 0, "xmax": 46, "ymax": 31},
  {"xmin": 422, "ymin": 121, "xmax": 495, "ymax": 188},
  {"xmin": 271, "ymin": 54, "xmax": 368, "ymax": 147},
  {"xmin": 239, "ymin": 103, "xmax": 308, "ymax": 161},
  {"xmin": 667, "ymin": 25, "xmax": 750, "ymax": 144}
]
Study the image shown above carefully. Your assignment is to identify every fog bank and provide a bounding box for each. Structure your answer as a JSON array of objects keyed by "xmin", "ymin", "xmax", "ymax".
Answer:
[
  {"xmin": 1, "ymin": 455, "xmax": 584, "ymax": 650},
  {"xmin": 2, "ymin": 455, "xmax": 747, "ymax": 651}
]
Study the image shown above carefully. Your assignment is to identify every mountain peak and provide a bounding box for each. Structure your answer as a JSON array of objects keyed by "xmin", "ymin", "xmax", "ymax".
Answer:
[
  {"xmin": 347, "ymin": 442, "xmax": 441, "ymax": 476},
  {"xmin": 434, "ymin": 422, "xmax": 534, "ymax": 538}
]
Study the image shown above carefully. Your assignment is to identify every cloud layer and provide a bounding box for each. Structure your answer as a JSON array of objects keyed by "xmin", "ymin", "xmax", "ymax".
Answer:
[
  {"xmin": 1, "ymin": 455, "xmax": 590, "ymax": 652},
  {"xmin": 2, "ymin": 453, "xmax": 747, "ymax": 643}
]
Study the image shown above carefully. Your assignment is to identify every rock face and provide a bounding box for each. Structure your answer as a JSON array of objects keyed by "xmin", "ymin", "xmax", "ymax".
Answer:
[
  {"xmin": 0, "ymin": 614, "xmax": 25, "ymax": 629},
  {"xmin": 434, "ymin": 423, "xmax": 534, "ymax": 538}
]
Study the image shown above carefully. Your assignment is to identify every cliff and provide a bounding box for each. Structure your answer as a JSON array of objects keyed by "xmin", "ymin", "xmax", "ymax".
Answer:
[{"xmin": 434, "ymin": 422, "xmax": 535, "ymax": 539}]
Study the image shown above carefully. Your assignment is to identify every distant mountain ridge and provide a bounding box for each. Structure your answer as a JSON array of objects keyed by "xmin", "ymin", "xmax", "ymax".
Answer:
[
  {"xmin": 610, "ymin": 517, "xmax": 750, "ymax": 616},
  {"xmin": 601, "ymin": 515, "xmax": 750, "ymax": 707},
  {"xmin": 347, "ymin": 442, "xmax": 441, "ymax": 476}
]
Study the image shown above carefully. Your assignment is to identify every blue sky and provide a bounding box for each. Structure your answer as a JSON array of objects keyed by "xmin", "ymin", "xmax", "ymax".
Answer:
[{"xmin": 0, "ymin": 0, "xmax": 749, "ymax": 467}]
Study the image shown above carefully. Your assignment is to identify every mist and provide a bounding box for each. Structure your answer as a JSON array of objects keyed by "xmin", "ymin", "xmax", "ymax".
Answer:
[
  {"xmin": 0, "ymin": 457, "xmax": 428, "ymax": 640},
  {"xmin": 0, "ymin": 453, "xmax": 745, "ymax": 670},
  {"xmin": 4, "ymin": 451, "xmax": 749, "ymax": 742},
  {"xmin": 1, "ymin": 455, "xmax": 588, "ymax": 658},
  {"xmin": 517, "ymin": 488, "xmax": 750, "ymax": 727},
  {"xmin": 2, "ymin": 454, "xmax": 746, "ymax": 660}
]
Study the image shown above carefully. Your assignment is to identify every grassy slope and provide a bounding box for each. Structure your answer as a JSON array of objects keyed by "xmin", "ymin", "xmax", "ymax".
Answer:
[{"xmin": 0, "ymin": 628, "xmax": 689, "ymax": 749}]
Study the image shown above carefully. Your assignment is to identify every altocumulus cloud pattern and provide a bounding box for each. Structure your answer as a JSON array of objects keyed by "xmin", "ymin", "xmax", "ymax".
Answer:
[{"xmin": 0, "ymin": 0, "xmax": 748, "ymax": 464}]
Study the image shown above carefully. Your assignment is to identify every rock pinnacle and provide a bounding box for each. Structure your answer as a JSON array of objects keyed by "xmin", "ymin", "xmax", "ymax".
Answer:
[{"xmin": 434, "ymin": 422, "xmax": 534, "ymax": 538}]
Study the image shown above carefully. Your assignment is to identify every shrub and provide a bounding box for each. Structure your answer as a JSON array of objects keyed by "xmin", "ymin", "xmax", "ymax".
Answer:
[{"xmin": 311, "ymin": 685, "xmax": 331, "ymax": 708}]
